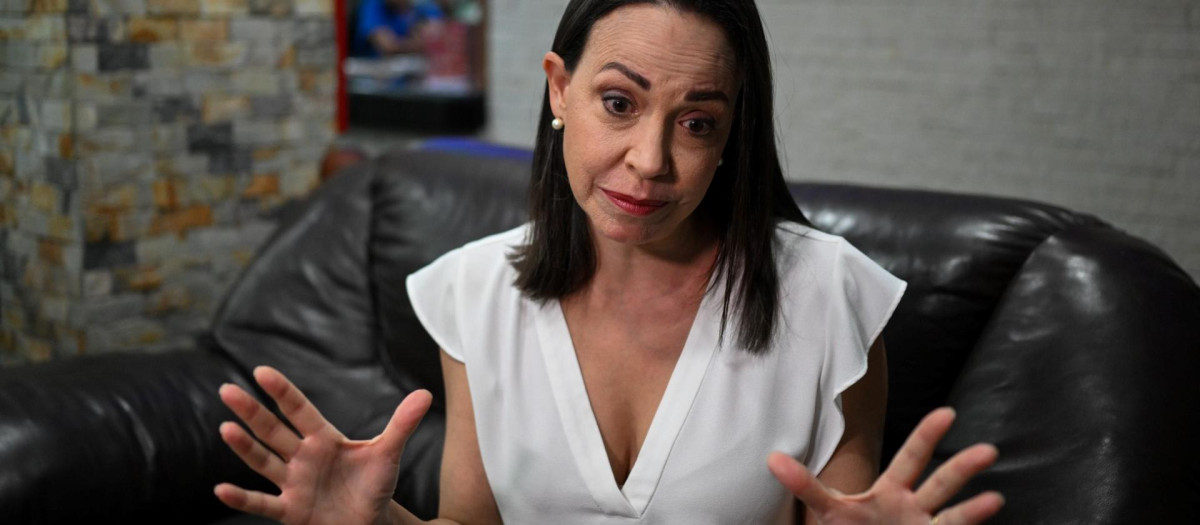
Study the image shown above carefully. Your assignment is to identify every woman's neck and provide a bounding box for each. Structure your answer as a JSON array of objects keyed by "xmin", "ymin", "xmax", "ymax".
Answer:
[{"xmin": 585, "ymin": 218, "xmax": 720, "ymax": 302}]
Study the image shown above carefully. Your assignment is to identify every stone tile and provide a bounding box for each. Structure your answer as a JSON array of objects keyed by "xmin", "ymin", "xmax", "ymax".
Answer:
[
  {"xmin": 154, "ymin": 153, "xmax": 206, "ymax": 177},
  {"xmin": 293, "ymin": 0, "xmax": 328, "ymax": 16},
  {"xmin": 96, "ymin": 101, "xmax": 152, "ymax": 126},
  {"xmin": 31, "ymin": 0, "xmax": 69, "ymax": 14},
  {"xmin": 30, "ymin": 181, "xmax": 60, "ymax": 213},
  {"xmin": 294, "ymin": 45, "xmax": 334, "ymax": 67},
  {"xmin": 231, "ymin": 69, "xmax": 279, "ymax": 95},
  {"xmin": 230, "ymin": 18, "xmax": 280, "ymax": 42},
  {"xmin": 147, "ymin": 41, "xmax": 184, "ymax": 68},
  {"xmin": 185, "ymin": 41, "xmax": 246, "ymax": 67},
  {"xmin": 279, "ymin": 161, "xmax": 316, "ymax": 197},
  {"xmin": 85, "ymin": 317, "xmax": 166, "ymax": 352},
  {"xmin": 22, "ymin": 15, "xmax": 67, "ymax": 40},
  {"xmin": 134, "ymin": 233, "xmax": 181, "ymax": 265},
  {"xmin": 37, "ymin": 99, "xmax": 72, "ymax": 131},
  {"xmin": 200, "ymin": 93, "xmax": 248, "ymax": 123},
  {"xmin": 97, "ymin": 42, "xmax": 149, "ymax": 71},
  {"xmin": 66, "ymin": 15, "xmax": 123, "ymax": 43},
  {"xmin": 293, "ymin": 17, "xmax": 332, "ymax": 46},
  {"xmin": 186, "ymin": 121, "xmax": 232, "ymax": 152},
  {"xmin": 152, "ymin": 95, "xmax": 199, "ymax": 123},
  {"xmin": 207, "ymin": 147, "xmax": 251, "ymax": 174},
  {"xmin": 78, "ymin": 152, "xmax": 152, "ymax": 187},
  {"xmin": 243, "ymin": 40, "xmax": 288, "ymax": 67},
  {"xmin": 233, "ymin": 119, "xmax": 280, "ymax": 145},
  {"xmin": 82, "ymin": 269, "xmax": 113, "ymax": 297},
  {"xmin": 75, "ymin": 101, "xmax": 97, "ymax": 129},
  {"xmin": 250, "ymin": 95, "xmax": 292, "ymax": 119},
  {"xmin": 190, "ymin": 174, "xmax": 235, "ymax": 201},
  {"xmin": 148, "ymin": 204, "xmax": 212, "ymax": 235},
  {"xmin": 182, "ymin": 70, "xmax": 228, "ymax": 94},
  {"xmin": 179, "ymin": 18, "xmax": 226, "ymax": 41},
  {"xmin": 134, "ymin": 69, "xmax": 184, "ymax": 96},
  {"xmin": 249, "ymin": 0, "xmax": 290, "ymax": 17},
  {"xmin": 76, "ymin": 126, "xmax": 137, "ymax": 154},
  {"xmin": 44, "ymin": 157, "xmax": 77, "ymax": 189},
  {"xmin": 150, "ymin": 122, "xmax": 185, "ymax": 151},
  {"xmin": 127, "ymin": 16, "xmax": 176, "ymax": 43},
  {"xmin": 145, "ymin": 0, "xmax": 196, "ymax": 16},
  {"xmin": 85, "ymin": 0, "xmax": 148, "ymax": 16},
  {"xmin": 71, "ymin": 44, "xmax": 97, "ymax": 72},
  {"xmin": 74, "ymin": 72, "xmax": 134, "ymax": 100},
  {"xmin": 83, "ymin": 238, "xmax": 135, "ymax": 269},
  {"xmin": 201, "ymin": 0, "xmax": 247, "ymax": 16}
]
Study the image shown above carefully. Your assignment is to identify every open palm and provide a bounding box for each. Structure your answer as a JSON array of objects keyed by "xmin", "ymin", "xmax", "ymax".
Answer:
[
  {"xmin": 215, "ymin": 366, "xmax": 432, "ymax": 525},
  {"xmin": 769, "ymin": 408, "xmax": 1004, "ymax": 525}
]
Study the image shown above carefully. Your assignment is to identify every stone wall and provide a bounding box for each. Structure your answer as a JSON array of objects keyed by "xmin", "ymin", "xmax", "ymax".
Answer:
[
  {"xmin": 1, "ymin": 0, "xmax": 337, "ymax": 364},
  {"xmin": 483, "ymin": 0, "xmax": 1200, "ymax": 281}
]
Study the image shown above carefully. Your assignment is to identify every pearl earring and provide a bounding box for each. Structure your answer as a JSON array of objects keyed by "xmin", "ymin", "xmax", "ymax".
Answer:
[
  {"xmin": 551, "ymin": 117, "xmax": 564, "ymax": 130},
  {"xmin": 718, "ymin": 158, "xmax": 724, "ymax": 167}
]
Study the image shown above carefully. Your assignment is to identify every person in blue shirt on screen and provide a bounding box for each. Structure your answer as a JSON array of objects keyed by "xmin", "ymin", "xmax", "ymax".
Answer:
[{"xmin": 354, "ymin": 0, "xmax": 444, "ymax": 57}]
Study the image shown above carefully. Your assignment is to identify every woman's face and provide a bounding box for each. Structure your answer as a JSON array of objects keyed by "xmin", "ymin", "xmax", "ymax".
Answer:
[{"xmin": 544, "ymin": 5, "xmax": 739, "ymax": 252}]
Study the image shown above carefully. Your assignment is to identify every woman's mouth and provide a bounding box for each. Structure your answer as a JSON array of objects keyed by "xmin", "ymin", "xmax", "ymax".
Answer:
[{"xmin": 601, "ymin": 189, "xmax": 667, "ymax": 217}]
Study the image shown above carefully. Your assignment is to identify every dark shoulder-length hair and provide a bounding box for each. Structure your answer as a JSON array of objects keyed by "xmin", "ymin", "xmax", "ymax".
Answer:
[{"xmin": 510, "ymin": 0, "xmax": 810, "ymax": 354}]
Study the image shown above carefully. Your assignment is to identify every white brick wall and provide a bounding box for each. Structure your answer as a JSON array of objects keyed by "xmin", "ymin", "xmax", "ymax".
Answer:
[{"xmin": 484, "ymin": 0, "xmax": 1200, "ymax": 280}]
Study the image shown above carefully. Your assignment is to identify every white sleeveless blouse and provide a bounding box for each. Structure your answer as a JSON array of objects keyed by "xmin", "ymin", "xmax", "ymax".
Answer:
[{"xmin": 406, "ymin": 222, "xmax": 906, "ymax": 524}]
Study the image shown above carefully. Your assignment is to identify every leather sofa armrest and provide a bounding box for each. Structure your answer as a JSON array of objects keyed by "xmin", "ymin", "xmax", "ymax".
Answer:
[
  {"xmin": 932, "ymin": 225, "xmax": 1200, "ymax": 524},
  {"xmin": 0, "ymin": 350, "xmax": 268, "ymax": 524}
]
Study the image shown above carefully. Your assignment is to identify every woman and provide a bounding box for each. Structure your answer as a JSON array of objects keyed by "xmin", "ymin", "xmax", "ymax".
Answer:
[{"xmin": 215, "ymin": 1, "xmax": 1005, "ymax": 523}]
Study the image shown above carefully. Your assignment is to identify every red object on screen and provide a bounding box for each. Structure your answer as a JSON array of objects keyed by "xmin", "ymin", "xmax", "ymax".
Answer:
[{"xmin": 334, "ymin": 0, "xmax": 349, "ymax": 132}]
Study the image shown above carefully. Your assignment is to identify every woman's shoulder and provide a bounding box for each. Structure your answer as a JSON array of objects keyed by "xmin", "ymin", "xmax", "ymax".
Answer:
[
  {"xmin": 408, "ymin": 223, "xmax": 528, "ymax": 296},
  {"xmin": 772, "ymin": 220, "xmax": 853, "ymax": 273},
  {"xmin": 441, "ymin": 221, "xmax": 530, "ymax": 266},
  {"xmin": 771, "ymin": 220, "xmax": 905, "ymax": 301},
  {"xmin": 456, "ymin": 223, "xmax": 530, "ymax": 258},
  {"xmin": 774, "ymin": 220, "xmax": 845, "ymax": 246}
]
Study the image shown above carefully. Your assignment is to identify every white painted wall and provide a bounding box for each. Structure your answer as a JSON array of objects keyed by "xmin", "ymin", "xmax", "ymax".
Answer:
[{"xmin": 484, "ymin": 0, "xmax": 1200, "ymax": 279}]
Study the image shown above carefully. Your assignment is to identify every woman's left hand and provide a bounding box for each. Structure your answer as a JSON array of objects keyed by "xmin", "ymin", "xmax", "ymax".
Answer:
[{"xmin": 768, "ymin": 408, "xmax": 1004, "ymax": 525}]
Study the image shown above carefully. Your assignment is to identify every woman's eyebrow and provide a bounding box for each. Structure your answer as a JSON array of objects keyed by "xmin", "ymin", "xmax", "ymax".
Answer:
[
  {"xmin": 599, "ymin": 61, "xmax": 651, "ymax": 89},
  {"xmin": 599, "ymin": 61, "xmax": 729, "ymax": 104}
]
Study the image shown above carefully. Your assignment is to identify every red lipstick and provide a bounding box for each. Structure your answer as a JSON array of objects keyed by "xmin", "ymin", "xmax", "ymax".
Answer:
[{"xmin": 601, "ymin": 189, "xmax": 667, "ymax": 217}]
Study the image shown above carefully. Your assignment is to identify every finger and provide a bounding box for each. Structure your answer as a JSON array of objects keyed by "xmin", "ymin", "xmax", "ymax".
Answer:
[
  {"xmin": 932, "ymin": 491, "xmax": 1005, "ymax": 525},
  {"xmin": 219, "ymin": 421, "xmax": 288, "ymax": 485},
  {"xmin": 219, "ymin": 382, "xmax": 302, "ymax": 460},
  {"xmin": 213, "ymin": 483, "xmax": 287, "ymax": 522},
  {"xmin": 254, "ymin": 366, "xmax": 333, "ymax": 439},
  {"xmin": 766, "ymin": 452, "xmax": 839, "ymax": 516},
  {"xmin": 914, "ymin": 443, "xmax": 998, "ymax": 511},
  {"xmin": 377, "ymin": 389, "xmax": 434, "ymax": 455},
  {"xmin": 881, "ymin": 407, "xmax": 956, "ymax": 488}
]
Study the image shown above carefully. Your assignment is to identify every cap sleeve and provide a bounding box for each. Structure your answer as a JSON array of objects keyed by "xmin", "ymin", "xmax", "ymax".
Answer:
[
  {"xmin": 406, "ymin": 248, "xmax": 465, "ymax": 362},
  {"xmin": 806, "ymin": 239, "xmax": 907, "ymax": 474}
]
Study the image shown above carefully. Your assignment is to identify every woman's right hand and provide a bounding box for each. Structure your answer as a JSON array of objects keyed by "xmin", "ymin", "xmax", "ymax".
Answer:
[{"xmin": 215, "ymin": 366, "xmax": 433, "ymax": 525}]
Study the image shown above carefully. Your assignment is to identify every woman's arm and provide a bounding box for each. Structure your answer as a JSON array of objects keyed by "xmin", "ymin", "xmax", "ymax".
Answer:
[
  {"xmin": 775, "ymin": 336, "xmax": 1003, "ymax": 525},
  {"xmin": 386, "ymin": 349, "xmax": 500, "ymax": 524},
  {"xmin": 801, "ymin": 337, "xmax": 889, "ymax": 524}
]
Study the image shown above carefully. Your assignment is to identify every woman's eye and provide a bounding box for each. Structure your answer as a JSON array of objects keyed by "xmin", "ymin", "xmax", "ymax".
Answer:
[
  {"xmin": 683, "ymin": 118, "xmax": 715, "ymax": 136},
  {"xmin": 603, "ymin": 96, "xmax": 633, "ymax": 115}
]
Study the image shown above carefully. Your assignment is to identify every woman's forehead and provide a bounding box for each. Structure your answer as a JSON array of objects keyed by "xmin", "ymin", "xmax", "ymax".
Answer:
[{"xmin": 579, "ymin": 5, "xmax": 738, "ymax": 86}]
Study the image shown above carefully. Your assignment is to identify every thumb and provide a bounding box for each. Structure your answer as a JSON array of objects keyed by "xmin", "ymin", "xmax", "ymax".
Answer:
[
  {"xmin": 379, "ymin": 389, "xmax": 433, "ymax": 455},
  {"xmin": 767, "ymin": 452, "xmax": 837, "ymax": 516}
]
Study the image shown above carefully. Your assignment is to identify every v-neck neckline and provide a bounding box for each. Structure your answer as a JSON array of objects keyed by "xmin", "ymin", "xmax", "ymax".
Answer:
[{"xmin": 534, "ymin": 279, "xmax": 723, "ymax": 518}]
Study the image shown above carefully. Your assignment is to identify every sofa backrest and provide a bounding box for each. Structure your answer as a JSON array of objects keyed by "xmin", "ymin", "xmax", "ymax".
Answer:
[
  {"xmin": 791, "ymin": 184, "xmax": 1102, "ymax": 458},
  {"xmin": 208, "ymin": 147, "xmax": 1200, "ymax": 522},
  {"xmin": 211, "ymin": 147, "xmax": 1104, "ymax": 454}
]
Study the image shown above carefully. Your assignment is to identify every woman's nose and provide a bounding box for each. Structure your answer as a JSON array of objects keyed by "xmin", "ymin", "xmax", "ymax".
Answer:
[{"xmin": 625, "ymin": 121, "xmax": 671, "ymax": 179}]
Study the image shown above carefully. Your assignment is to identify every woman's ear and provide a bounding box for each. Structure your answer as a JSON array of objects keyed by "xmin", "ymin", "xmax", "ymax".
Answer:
[{"xmin": 543, "ymin": 51, "xmax": 570, "ymax": 118}]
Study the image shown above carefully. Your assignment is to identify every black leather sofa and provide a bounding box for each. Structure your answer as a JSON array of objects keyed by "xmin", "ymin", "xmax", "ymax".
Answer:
[{"xmin": 2, "ymin": 146, "xmax": 1198, "ymax": 524}]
